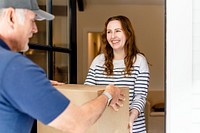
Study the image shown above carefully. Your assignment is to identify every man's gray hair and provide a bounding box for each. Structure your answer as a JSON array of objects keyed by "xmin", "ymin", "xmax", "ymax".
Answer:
[
  {"xmin": 0, "ymin": 9, "xmax": 5, "ymax": 17},
  {"xmin": 15, "ymin": 9, "xmax": 25, "ymax": 25},
  {"xmin": 0, "ymin": 8, "xmax": 25, "ymax": 25}
]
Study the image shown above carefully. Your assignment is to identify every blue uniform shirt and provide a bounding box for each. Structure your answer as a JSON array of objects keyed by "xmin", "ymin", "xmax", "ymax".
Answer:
[{"xmin": 0, "ymin": 39, "xmax": 70, "ymax": 133}]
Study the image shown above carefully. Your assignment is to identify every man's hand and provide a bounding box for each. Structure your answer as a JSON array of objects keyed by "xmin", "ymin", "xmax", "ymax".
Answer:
[{"xmin": 104, "ymin": 84, "xmax": 125, "ymax": 111}]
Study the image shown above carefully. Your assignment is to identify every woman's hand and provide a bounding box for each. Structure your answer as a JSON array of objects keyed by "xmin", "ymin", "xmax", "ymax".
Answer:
[
  {"xmin": 129, "ymin": 109, "xmax": 139, "ymax": 133},
  {"xmin": 128, "ymin": 121, "xmax": 133, "ymax": 133},
  {"xmin": 50, "ymin": 80, "xmax": 65, "ymax": 86}
]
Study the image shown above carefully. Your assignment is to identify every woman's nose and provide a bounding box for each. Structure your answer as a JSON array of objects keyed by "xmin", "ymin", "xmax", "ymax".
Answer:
[{"xmin": 111, "ymin": 32, "xmax": 115, "ymax": 38}]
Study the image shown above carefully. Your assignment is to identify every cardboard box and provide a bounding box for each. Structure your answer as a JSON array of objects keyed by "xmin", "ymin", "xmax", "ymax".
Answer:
[{"xmin": 37, "ymin": 84, "xmax": 129, "ymax": 133}]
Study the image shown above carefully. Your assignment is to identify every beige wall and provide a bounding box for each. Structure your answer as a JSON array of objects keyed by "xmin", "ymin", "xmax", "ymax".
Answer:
[{"xmin": 77, "ymin": 4, "xmax": 165, "ymax": 90}]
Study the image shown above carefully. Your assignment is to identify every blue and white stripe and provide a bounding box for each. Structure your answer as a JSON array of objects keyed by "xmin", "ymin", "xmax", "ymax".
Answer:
[{"xmin": 84, "ymin": 53, "xmax": 150, "ymax": 133}]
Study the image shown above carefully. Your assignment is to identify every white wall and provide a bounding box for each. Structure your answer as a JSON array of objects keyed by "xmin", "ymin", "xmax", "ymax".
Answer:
[
  {"xmin": 166, "ymin": 0, "xmax": 193, "ymax": 132},
  {"xmin": 166, "ymin": 0, "xmax": 200, "ymax": 132},
  {"xmin": 77, "ymin": 4, "xmax": 165, "ymax": 90}
]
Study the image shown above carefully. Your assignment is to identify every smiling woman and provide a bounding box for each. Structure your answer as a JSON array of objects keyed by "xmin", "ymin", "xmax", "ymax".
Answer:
[
  {"xmin": 85, "ymin": 15, "xmax": 150, "ymax": 133},
  {"xmin": 80, "ymin": 3, "xmax": 165, "ymax": 133}
]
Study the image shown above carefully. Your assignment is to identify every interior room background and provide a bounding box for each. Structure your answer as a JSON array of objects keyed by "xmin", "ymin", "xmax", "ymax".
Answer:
[{"xmin": 77, "ymin": 3, "xmax": 165, "ymax": 91}]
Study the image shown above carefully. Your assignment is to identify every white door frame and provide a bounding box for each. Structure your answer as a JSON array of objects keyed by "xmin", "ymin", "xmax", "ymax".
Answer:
[{"xmin": 166, "ymin": 0, "xmax": 193, "ymax": 132}]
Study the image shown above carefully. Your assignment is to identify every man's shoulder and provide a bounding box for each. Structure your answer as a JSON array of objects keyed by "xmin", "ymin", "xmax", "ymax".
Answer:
[
  {"xmin": 0, "ymin": 47, "xmax": 20, "ymax": 65},
  {"xmin": 0, "ymin": 47, "xmax": 32, "ymax": 74},
  {"xmin": 0, "ymin": 46, "xmax": 20, "ymax": 57}
]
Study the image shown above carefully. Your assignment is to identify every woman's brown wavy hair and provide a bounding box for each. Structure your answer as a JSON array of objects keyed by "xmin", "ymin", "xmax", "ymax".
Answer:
[{"xmin": 101, "ymin": 15, "xmax": 141, "ymax": 75}]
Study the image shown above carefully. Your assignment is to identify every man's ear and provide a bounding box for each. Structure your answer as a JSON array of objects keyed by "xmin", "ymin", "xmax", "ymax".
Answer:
[{"xmin": 5, "ymin": 7, "xmax": 16, "ymax": 29}]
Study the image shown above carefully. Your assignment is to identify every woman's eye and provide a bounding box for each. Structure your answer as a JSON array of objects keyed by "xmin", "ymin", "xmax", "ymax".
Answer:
[{"xmin": 107, "ymin": 31, "xmax": 111, "ymax": 34}]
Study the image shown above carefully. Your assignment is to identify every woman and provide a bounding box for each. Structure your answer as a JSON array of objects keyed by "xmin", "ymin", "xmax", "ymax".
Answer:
[{"xmin": 84, "ymin": 15, "xmax": 150, "ymax": 133}]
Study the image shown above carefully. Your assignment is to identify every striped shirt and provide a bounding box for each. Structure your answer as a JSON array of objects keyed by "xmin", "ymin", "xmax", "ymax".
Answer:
[{"xmin": 84, "ymin": 53, "xmax": 150, "ymax": 133}]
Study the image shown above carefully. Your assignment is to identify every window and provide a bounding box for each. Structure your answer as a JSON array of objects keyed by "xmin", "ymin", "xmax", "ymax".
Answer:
[{"xmin": 25, "ymin": 0, "xmax": 77, "ymax": 84}]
